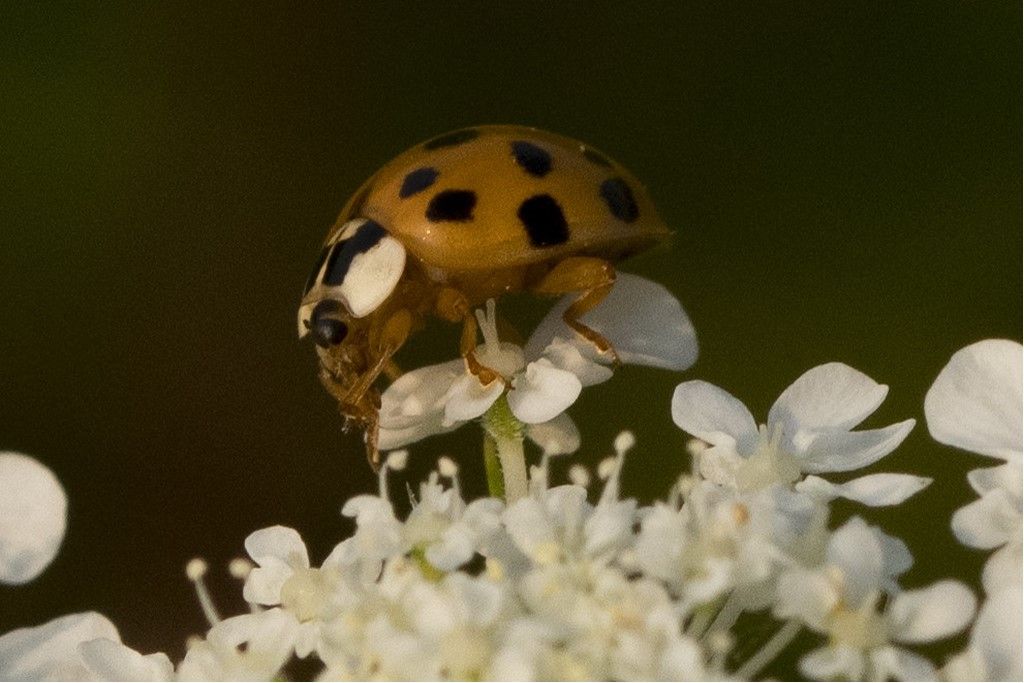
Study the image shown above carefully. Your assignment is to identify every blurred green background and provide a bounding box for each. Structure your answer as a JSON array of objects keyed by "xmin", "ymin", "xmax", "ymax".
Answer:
[{"xmin": 1, "ymin": 0, "xmax": 1019, "ymax": 668}]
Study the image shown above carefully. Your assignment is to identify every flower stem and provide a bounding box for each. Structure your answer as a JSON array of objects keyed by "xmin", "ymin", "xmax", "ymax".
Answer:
[
  {"xmin": 482, "ymin": 396, "xmax": 528, "ymax": 502},
  {"xmin": 701, "ymin": 589, "xmax": 744, "ymax": 640},
  {"xmin": 731, "ymin": 619, "xmax": 802, "ymax": 681},
  {"xmin": 483, "ymin": 432, "xmax": 505, "ymax": 500}
]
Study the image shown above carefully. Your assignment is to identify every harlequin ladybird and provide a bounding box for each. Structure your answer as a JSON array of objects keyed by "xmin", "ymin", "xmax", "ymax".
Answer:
[{"xmin": 298, "ymin": 125, "xmax": 670, "ymax": 467}]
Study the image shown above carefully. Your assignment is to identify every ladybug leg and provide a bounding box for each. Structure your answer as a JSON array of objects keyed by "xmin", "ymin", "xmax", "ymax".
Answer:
[
  {"xmin": 342, "ymin": 308, "xmax": 414, "ymax": 407},
  {"xmin": 383, "ymin": 358, "xmax": 403, "ymax": 382},
  {"xmin": 436, "ymin": 288, "xmax": 501, "ymax": 385},
  {"xmin": 359, "ymin": 391, "xmax": 382, "ymax": 471},
  {"xmin": 531, "ymin": 256, "xmax": 620, "ymax": 363}
]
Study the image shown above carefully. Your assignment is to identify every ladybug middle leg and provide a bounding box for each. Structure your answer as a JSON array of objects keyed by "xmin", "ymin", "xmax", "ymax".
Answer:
[
  {"xmin": 531, "ymin": 256, "xmax": 620, "ymax": 363},
  {"xmin": 435, "ymin": 288, "xmax": 501, "ymax": 385}
]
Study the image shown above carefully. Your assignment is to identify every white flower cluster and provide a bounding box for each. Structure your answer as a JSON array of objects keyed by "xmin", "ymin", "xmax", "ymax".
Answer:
[{"xmin": 0, "ymin": 279, "xmax": 1019, "ymax": 682}]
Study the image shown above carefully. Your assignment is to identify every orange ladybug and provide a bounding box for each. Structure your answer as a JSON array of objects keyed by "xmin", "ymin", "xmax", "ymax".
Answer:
[{"xmin": 298, "ymin": 125, "xmax": 670, "ymax": 467}]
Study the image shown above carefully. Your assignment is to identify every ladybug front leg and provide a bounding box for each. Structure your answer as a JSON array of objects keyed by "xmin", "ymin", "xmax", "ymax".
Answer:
[
  {"xmin": 343, "ymin": 308, "xmax": 414, "ymax": 407},
  {"xmin": 531, "ymin": 256, "xmax": 620, "ymax": 363},
  {"xmin": 436, "ymin": 288, "xmax": 501, "ymax": 385}
]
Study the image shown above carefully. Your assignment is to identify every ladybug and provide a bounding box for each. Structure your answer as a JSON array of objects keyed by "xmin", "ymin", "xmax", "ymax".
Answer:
[{"xmin": 298, "ymin": 125, "xmax": 670, "ymax": 467}]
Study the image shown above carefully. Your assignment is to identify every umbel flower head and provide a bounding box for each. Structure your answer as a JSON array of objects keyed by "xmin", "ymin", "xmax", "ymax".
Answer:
[
  {"xmin": 0, "ymin": 261, "xmax": 1014, "ymax": 682},
  {"xmin": 926, "ymin": 339, "xmax": 1023, "ymax": 681},
  {"xmin": 0, "ymin": 451, "xmax": 67, "ymax": 586}
]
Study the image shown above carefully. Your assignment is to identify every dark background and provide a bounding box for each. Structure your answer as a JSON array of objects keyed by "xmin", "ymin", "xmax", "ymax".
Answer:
[{"xmin": 1, "ymin": 0, "xmax": 1019, "ymax": 669}]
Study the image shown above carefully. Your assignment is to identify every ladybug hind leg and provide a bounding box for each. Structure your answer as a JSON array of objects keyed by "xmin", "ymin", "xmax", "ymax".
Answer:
[{"xmin": 531, "ymin": 256, "xmax": 620, "ymax": 364}]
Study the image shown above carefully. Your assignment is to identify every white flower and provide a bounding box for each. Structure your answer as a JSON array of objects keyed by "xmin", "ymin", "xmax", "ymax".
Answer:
[
  {"xmin": 634, "ymin": 481, "xmax": 821, "ymax": 612},
  {"xmin": 402, "ymin": 471, "xmax": 504, "ymax": 572},
  {"xmin": 672, "ymin": 363, "xmax": 922, "ymax": 502},
  {"xmin": 925, "ymin": 339, "xmax": 1022, "ymax": 464},
  {"xmin": 379, "ymin": 274, "xmax": 697, "ymax": 451},
  {"xmin": 0, "ymin": 451, "xmax": 67, "ymax": 585},
  {"xmin": 336, "ymin": 457, "xmax": 506, "ymax": 577},
  {"xmin": 177, "ymin": 609, "xmax": 298, "ymax": 681},
  {"xmin": 925, "ymin": 339, "xmax": 1023, "ymax": 593},
  {"xmin": 242, "ymin": 526, "xmax": 354, "ymax": 658},
  {"xmin": 776, "ymin": 517, "xmax": 975, "ymax": 681},
  {"xmin": 501, "ymin": 434, "xmax": 637, "ymax": 572},
  {"xmin": 0, "ymin": 612, "xmax": 172, "ymax": 681},
  {"xmin": 943, "ymin": 585, "xmax": 1022, "ymax": 681}
]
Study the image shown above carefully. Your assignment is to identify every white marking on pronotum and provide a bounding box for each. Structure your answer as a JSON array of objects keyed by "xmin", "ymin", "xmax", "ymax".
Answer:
[{"xmin": 339, "ymin": 235, "xmax": 406, "ymax": 317}]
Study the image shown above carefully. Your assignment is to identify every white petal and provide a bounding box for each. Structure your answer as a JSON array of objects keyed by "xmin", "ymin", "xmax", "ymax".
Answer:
[
  {"xmin": 671, "ymin": 381, "xmax": 758, "ymax": 453},
  {"xmin": 883, "ymin": 647, "xmax": 938, "ymax": 681},
  {"xmin": 0, "ymin": 612, "xmax": 120, "ymax": 681},
  {"xmin": 775, "ymin": 568, "xmax": 836, "ymax": 631},
  {"xmin": 925, "ymin": 339, "xmax": 1023, "ymax": 463},
  {"xmin": 507, "ymin": 360, "xmax": 582, "ymax": 424},
  {"xmin": 524, "ymin": 272, "xmax": 698, "ymax": 371},
  {"xmin": 827, "ymin": 517, "xmax": 887, "ymax": 605},
  {"xmin": 0, "ymin": 452, "xmax": 67, "ymax": 585},
  {"xmin": 525, "ymin": 413, "xmax": 581, "ymax": 455},
  {"xmin": 971, "ymin": 585, "xmax": 1023, "ymax": 681},
  {"xmin": 951, "ymin": 489, "xmax": 1018, "ymax": 550},
  {"xmin": 890, "ymin": 580, "xmax": 976, "ymax": 643},
  {"xmin": 443, "ymin": 375, "xmax": 504, "ymax": 425},
  {"xmin": 800, "ymin": 645, "xmax": 865, "ymax": 681},
  {"xmin": 539, "ymin": 337, "xmax": 613, "ymax": 386},
  {"xmin": 696, "ymin": 445, "xmax": 745, "ymax": 486},
  {"xmin": 502, "ymin": 498, "xmax": 556, "ymax": 558},
  {"xmin": 244, "ymin": 526, "xmax": 309, "ymax": 568},
  {"xmin": 769, "ymin": 363, "xmax": 889, "ymax": 433},
  {"xmin": 982, "ymin": 541, "xmax": 1023, "ymax": 594},
  {"xmin": 379, "ymin": 360, "xmax": 465, "ymax": 447},
  {"xmin": 78, "ymin": 639, "xmax": 173, "ymax": 681},
  {"xmin": 796, "ymin": 473, "xmax": 932, "ymax": 507},
  {"xmin": 797, "ymin": 420, "xmax": 915, "ymax": 473},
  {"xmin": 967, "ymin": 463, "xmax": 1022, "ymax": 496},
  {"xmin": 379, "ymin": 416, "xmax": 460, "ymax": 451},
  {"xmin": 943, "ymin": 647, "xmax": 987, "ymax": 682}
]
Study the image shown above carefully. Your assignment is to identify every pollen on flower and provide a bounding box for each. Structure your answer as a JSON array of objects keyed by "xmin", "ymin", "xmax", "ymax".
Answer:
[
  {"xmin": 686, "ymin": 438, "xmax": 709, "ymax": 457},
  {"xmin": 437, "ymin": 456, "xmax": 458, "ymax": 477},
  {"xmin": 185, "ymin": 557, "xmax": 208, "ymax": 581},
  {"xmin": 597, "ymin": 457, "xmax": 617, "ymax": 480},
  {"xmin": 614, "ymin": 430, "xmax": 636, "ymax": 454},
  {"xmin": 731, "ymin": 503, "xmax": 750, "ymax": 525},
  {"xmin": 569, "ymin": 464, "xmax": 591, "ymax": 487},
  {"xmin": 228, "ymin": 558, "xmax": 253, "ymax": 579},
  {"xmin": 707, "ymin": 630, "xmax": 735, "ymax": 656},
  {"xmin": 387, "ymin": 450, "xmax": 409, "ymax": 471}
]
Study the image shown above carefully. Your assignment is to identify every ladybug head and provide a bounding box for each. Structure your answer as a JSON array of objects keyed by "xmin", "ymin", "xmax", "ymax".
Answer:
[{"xmin": 299, "ymin": 218, "xmax": 407, "ymax": 328}]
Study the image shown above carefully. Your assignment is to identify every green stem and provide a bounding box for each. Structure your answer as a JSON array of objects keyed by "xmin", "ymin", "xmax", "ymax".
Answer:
[
  {"xmin": 731, "ymin": 619, "xmax": 802, "ymax": 680},
  {"xmin": 482, "ymin": 396, "xmax": 528, "ymax": 502},
  {"xmin": 483, "ymin": 432, "xmax": 505, "ymax": 500}
]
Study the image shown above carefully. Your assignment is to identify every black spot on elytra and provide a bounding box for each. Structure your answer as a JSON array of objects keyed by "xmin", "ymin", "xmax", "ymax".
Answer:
[
  {"xmin": 583, "ymin": 148, "xmax": 613, "ymax": 168},
  {"xmin": 303, "ymin": 245, "xmax": 331, "ymax": 295},
  {"xmin": 399, "ymin": 167, "xmax": 439, "ymax": 198},
  {"xmin": 426, "ymin": 190, "xmax": 477, "ymax": 222},
  {"xmin": 511, "ymin": 140, "xmax": 552, "ymax": 177},
  {"xmin": 323, "ymin": 220, "xmax": 388, "ymax": 285},
  {"xmin": 423, "ymin": 128, "xmax": 480, "ymax": 150},
  {"xmin": 599, "ymin": 177, "xmax": 639, "ymax": 222},
  {"xmin": 517, "ymin": 194, "xmax": 569, "ymax": 248}
]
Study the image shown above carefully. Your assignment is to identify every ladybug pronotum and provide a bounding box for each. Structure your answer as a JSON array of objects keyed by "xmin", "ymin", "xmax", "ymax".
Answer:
[{"xmin": 298, "ymin": 125, "xmax": 670, "ymax": 467}]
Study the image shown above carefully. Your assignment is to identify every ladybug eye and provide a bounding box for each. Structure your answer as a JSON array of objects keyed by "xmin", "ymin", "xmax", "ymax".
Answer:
[
  {"xmin": 314, "ymin": 317, "xmax": 347, "ymax": 348},
  {"xmin": 309, "ymin": 301, "xmax": 348, "ymax": 348}
]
